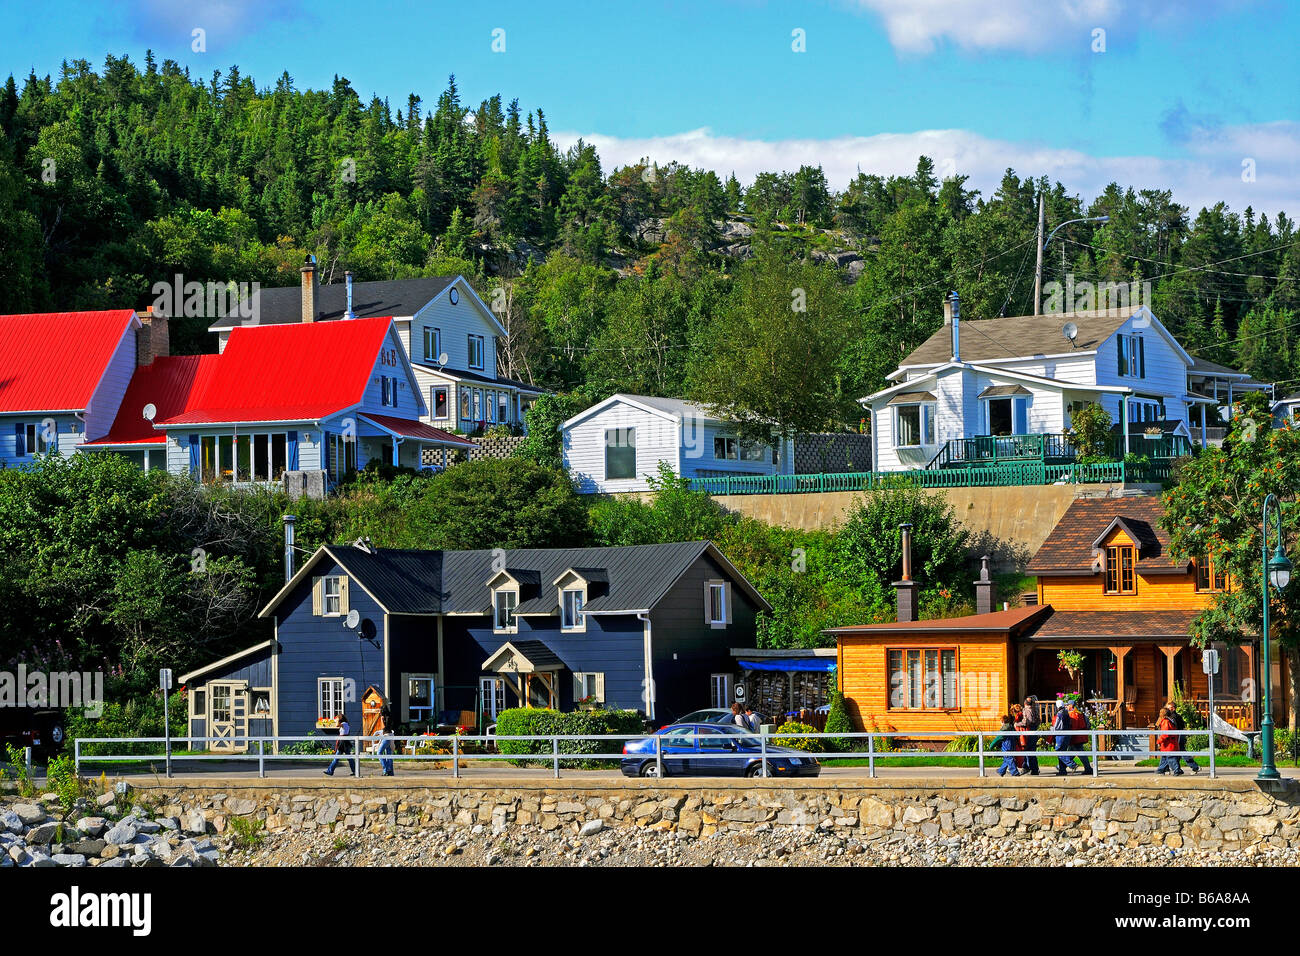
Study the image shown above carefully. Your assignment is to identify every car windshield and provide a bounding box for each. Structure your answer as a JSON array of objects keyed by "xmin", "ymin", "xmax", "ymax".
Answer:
[{"xmin": 711, "ymin": 724, "xmax": 762, "ymax": 747}]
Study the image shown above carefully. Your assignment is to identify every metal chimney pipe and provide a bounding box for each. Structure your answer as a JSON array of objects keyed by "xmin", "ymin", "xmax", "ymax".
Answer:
[
  {"xmin": 900, "ymin": 523, "xmax": 913, "ymax": 582},
  {"xmin": 344, "ymin": 271, "xmax": 356, "ymax": 319},
  {"xmin": 283, "ymin": 514, "xmax": 297, "ymax": 583},
  {"xmin": 949, "ymin": 291, "xmax": 961, "ymax": 362}
]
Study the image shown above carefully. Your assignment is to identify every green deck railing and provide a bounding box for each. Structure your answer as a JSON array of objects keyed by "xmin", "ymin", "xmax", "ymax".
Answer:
[{"xmin": 688, "ymin": 460, "xmax": 1151, "ymax": 496}]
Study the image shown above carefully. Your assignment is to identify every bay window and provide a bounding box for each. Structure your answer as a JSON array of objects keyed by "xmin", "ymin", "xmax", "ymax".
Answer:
[{"xmin": 894, "ymin": 402, "xmax": 936, "ymax": 448}]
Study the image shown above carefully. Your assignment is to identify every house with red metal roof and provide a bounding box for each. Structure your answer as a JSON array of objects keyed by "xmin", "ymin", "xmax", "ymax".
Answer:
[
  {"xmin": 0, "ymin": 309, "xmax": 150, "ymax": 466},
  {"xmin": 84, "ymin": 313, "xmax": 474, "ymax": 486}
]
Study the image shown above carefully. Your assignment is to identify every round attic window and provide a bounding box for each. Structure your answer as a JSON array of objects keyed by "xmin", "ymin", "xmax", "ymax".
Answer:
[{"xmin": 449, "ymin": 287, "xmax": 460, "ymax": 305}]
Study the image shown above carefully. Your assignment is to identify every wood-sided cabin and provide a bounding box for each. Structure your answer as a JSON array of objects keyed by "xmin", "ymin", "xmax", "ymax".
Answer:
[{"xmin": 829, "ymin": 495, "xmax": 1281, "ymax": 739}]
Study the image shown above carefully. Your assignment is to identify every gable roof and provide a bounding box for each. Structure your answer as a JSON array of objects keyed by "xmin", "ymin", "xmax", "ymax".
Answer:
[
  {"xmin": 0, "ymin": 310, "xmax": 137, "ymax": 413},
  {"xmin": 562, "ymin": 393, "xmax": 716, "ymax": 431},
  {"xmin": 259, "ymin": 540, "xmax": 771, "ymax": 618},
  {"xmin": 82, "ymin": 354, "xmax": 221, "ymax": 446},
  {"xmin": 157, "ymin": 316, "xmax": 395, "ymax": 426},
  {"xmin": 1027, "ymin": 495, "xmax": 1185, "ymax": 575},
  {"xmin": 898, "ymin": 309, "xmax": 1140, "ymax": 369},
  {"xmin": 208, "ymin": 277, "xmax": 455, "ymax": 332}
]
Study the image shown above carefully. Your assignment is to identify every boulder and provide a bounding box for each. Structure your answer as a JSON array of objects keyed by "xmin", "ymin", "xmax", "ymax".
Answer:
[
  {"xmin": 25, "ymin": 822, "xmax": 59, "ymax": 845},
  {"xmin": 11, "ymin": 804, "xmax": 46, "ymax": 825},
  {"xmin": 104, "ymin": 822, "xmax": 138, "ymax": 846},
  {"xmin": 51, "ymin": 854, "xmax": 87, "ymax": 867}
]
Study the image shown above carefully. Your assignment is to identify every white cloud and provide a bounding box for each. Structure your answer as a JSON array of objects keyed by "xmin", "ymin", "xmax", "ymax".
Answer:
[
  {"xmin": 848, "ymin": 0, "xmax": 1237, "ymax": 55},
  {"xmin": 554, "ymin": 123, "xmax": 1300, "ymax": 217}
]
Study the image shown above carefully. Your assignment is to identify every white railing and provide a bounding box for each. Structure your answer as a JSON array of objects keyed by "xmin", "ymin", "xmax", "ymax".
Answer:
[{"xmin": 65, "ymin": 728, "xmax": 1226, "ymax": 780}]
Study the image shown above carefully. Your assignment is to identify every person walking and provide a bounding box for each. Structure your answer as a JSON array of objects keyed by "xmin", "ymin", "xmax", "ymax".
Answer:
[
  {"xmin": 1067, "ymin": 699, "xmax": 1094, "ymax": 775},
  {"xmin": 1009, "ymin": 703, "xmax": 1026, "ymax": 772},
  {"xmin": 729, "ymin": 703, "xmax": 746, "ymax": 729},
  {"xmin": 993, "ymin": 715, "xmax": 1025, "ymax": 776},
  {"xmin": 377, "ymin": 705, "xmax": 395, "ymax": 777},
  {"xmin": 1163, "ymin": 699, "xmax": 1200, "ymax": 774},
  {"xmin": 1017, "ymin": 697, "xmax": 1040, "ymax": 775},
  {"xmin": 1052, "ymin": 700, "xmax": 1076, "ymax": 775},
  {"xmin": 1155, "ymin": 708, "xmax": 1184, "ymax": 776},
  {"xmin": 743, "ymin": 704, "xmax": 766, "ymax": 733},
  {"xmin": 324, "ymin": 713, "xmax": 356, "ymax": 776}
]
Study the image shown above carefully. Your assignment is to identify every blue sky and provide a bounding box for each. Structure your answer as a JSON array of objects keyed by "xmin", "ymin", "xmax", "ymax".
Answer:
[{"xmin": 4, "ymin": 0, "xmax": 1298, "ymax": 213}]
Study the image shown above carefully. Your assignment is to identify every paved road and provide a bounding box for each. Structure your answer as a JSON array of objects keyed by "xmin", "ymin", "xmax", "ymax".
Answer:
[{"xmin": 67, "ymin": 755, "xmax": 1300, "ymax": 784}]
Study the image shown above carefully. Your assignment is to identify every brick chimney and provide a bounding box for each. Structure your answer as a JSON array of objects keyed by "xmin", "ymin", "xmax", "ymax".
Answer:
[
  {"xmin": 136, "ymin": 306, "xmax": 170, "ymax": 367},
  {"xmin": 300, "ymin": 256, "xmax": 319, "ymax": 323},
  {"xmin": 975, "ymin": 554, "xmax": 994, "ymax": 614},
  {"xmin": 894, "ymin": 522, "xmax": 918, "ymax": 623}
]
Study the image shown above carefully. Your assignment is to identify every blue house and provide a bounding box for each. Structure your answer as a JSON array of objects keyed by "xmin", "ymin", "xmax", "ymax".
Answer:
[{"xmin": 180, "ymin": 540, "xmax": 771, "ymax": 750}]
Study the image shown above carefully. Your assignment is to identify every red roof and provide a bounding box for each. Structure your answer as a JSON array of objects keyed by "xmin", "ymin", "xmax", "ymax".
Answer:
[
  {"xmin": 83, "ymin": 354, "xmax": 221, "ymax": 446},
  {"xmin": 157, "ymin": 317, "xmax": 394, "ymax": 426},
  {"xmin": 827, "ymin": 604, "xmax": 1049, "ymax": 636},
  {"xmin": 358, "ymin": 413, "xmax": 477, "ymax": 446},
  {"xmin": 0, "ymin": 310, "xmax": 136, "ymax": 413}
]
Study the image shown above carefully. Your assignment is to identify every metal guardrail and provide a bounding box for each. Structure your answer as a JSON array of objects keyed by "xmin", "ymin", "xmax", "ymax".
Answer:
[
  {"xmin": 68, "ymin": 728, "xmax": 1222, "ymax": 780},
  {"xmin": 687, "ymin": 462, "xmax": 1144, "ymax": 496}
]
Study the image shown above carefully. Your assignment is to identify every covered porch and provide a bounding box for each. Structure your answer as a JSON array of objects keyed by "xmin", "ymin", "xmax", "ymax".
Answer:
[{"xmin": 480, "ymin": 640, "xmax": 565, "ymax": 719}]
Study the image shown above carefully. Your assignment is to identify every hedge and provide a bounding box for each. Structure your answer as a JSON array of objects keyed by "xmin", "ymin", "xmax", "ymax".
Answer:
[{"xmin": 494, "ymin": 708, "xmax": 646, "ymax": 767}]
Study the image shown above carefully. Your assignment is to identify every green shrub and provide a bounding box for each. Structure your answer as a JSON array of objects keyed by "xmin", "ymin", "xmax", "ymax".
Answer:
[
  {"xmin": 494, "ymin": 708, "xmax": 645, "ymax": 768},
  {"xmin": 773, "ymin": 721, "xmax": 824, "ymax": 752},
  {"xmin": 822, "ymin": 691, "xmax": 853, "ymax": 752},
  {"xmin": 67, "ymin": 690, "xmax": 186, "ymax": 756},
  {"xmin": 944, "ymin": 735, "xmax": 976, "ymax": 753},
  {"xmin": 229, "ymin": 815, "xmax": 265, "ymax": 849},
  {"xmin": 46, "ymin": 755, "xmax": 90, "ymax": 812},
  {"xmin": 2, "ymin": 743, "xmax": 37, "ymax": 797}
]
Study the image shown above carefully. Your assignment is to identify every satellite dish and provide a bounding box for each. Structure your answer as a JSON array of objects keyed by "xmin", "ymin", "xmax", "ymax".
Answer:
[
  {"xmin": 358, "ymin": 618, "xmax": 378, "ymax": 642},
  {"xmin": 142, "ymin": 403, "xmax": 157, "ymax": 422},
  {"xmin": 344, "ymin": 609, "xmax": 361, "ymax": 630},
  {"xmin": 437, "ymin": 351, "xmax": 449, "ymax": 367},
  {"xmin": 1062, "ymin": 322, "xmax": 1079, "ymax": 347}
]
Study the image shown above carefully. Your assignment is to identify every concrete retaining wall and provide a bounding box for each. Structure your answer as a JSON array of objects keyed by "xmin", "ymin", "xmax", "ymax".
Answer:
[{"xmin": 130, "ymin": 777, "xmax": 1300, "ymax": 852}]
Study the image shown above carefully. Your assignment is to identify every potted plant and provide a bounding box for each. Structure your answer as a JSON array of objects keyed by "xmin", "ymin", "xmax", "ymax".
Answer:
[{"xmin": 1057, "ymin": 649, "xmax": 1085, "ymax": 680}]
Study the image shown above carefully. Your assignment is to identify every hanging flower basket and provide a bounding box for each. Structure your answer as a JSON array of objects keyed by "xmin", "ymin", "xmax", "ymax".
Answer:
[{"xmin": 1057, "ymin": 649, "xmax": 1085, "ymax": 679}]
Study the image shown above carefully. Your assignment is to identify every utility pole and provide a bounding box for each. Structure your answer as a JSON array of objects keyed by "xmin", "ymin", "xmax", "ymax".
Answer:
[{"xmin": 1033, "ymin": 192, "xmax": 1045, "ymax": 316}]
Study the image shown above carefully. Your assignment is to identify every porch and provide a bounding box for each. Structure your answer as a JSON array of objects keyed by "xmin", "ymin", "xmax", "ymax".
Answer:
[
  {"xmin": 928, "ymin": 431, "xmax": 1192, "ymax": 472},
  {"xmin": 1016, "ymin": 641, "xmax": 1258, "ymax": 731}
]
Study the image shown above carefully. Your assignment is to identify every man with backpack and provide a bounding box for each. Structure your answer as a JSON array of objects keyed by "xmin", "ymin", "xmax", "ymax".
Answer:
[
  {"xmin": 1052, "ymin": 702, "xmax": 1076, "ymax": 776},
  {"xmin": 1164, "ymin": 699, "xmax": 1201, "ymax": 774},
  {"xmin": 1066, "ymin": 699, "xmax": 1094, "ymax": 775}
]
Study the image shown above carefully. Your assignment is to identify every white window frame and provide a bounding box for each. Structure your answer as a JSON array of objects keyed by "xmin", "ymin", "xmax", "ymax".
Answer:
[
  {"xmin": 468, "ymin": 334, "xmax": 485, "ymax": 370},
  {"xmin": 423, "ymin": 327, "xmax": 442, "ymax": 364},
  {"xmin": 431, "ymin": 386, "xmax": 449, "ymax": 420},
  {"xmin": 710, "ymin": 673, "xmax": 733, "ymax": 709},
  {"xmin": 322, "ymin": 576, "xmax": 343, "ymax": 616},
  {"xmin": 402, "ymin": 672, "xmax": 437, "ymax": 724},
  {"xmin": 493, "ymin": 589, "xmax": 518, "ymax": 633},
  {"xmin": 604, "ymin": 427, "xmax": 637, "ymax": 480},
  {"xmin": 561, "ymin": 588, "xmax": 586, "ymax": 631},
  {"xmin": 573, "ymin": 672, "xmax": 604, "ymax": 705},
  {"xmin": 23, "ymin": 422, "xmax": 55, "ymax": 456},
  {"xmin": 318, "ymin": 677, "xmax": 345, "ymax": 723},
  {"xmin": 706, "ymin": 581, "xmax": 730, "ymax": 628},
  {"xmin": 714, "ymin": 435, "xmax": 739, "ymax": 461},
  {"xmin": 893, "ymin": 402, "xmax": 936, "ymax": 448},
  {"xmin": 460, "ymin": 388, "xmax": 471, "ymax": 419}
]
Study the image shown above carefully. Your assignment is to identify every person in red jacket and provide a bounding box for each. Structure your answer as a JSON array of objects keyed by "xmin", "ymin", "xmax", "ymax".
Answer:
[
  {"xmin": 1155, "ymin": 708, "xmax": 1184, "ymax": 776},
  {"xmin": 1066, "ymin": 700, "xmax": 1094, "ymax": 775}
]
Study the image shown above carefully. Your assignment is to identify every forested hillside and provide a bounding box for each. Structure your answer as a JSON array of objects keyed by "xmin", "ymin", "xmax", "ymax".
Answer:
[{"xmin": 1, "ymin": 55, "xmax": 1298, "ymax": 410}]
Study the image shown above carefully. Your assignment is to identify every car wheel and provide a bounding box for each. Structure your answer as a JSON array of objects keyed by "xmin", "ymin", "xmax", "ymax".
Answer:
[
  {"xmin": 745, "ymin": 762, "xmax": 768, "ymax": 778},
  {"xmin": 48, "ymin": 724, "xmax": 65, "ymax": 746},
  {"xmin": 639, "ymin": 761, "xmax": 665, "ymax": 778}
]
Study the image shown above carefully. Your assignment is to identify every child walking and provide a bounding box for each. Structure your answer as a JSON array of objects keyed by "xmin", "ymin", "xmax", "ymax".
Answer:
[{"xmin": 992, "ymin": 715, "xmax": 1024, "ymax": 776}]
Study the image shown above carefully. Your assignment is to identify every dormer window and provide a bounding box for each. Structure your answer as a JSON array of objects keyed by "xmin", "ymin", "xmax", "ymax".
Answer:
[
  {"xmin": 1105, "ymin": 545, "xmax": 1136, "ymax": 595},
  {"xmin": 561, "ymin": 589, "xmax": 585, "ymax": 630},
  {"xmin": 493, "ymin": 589, "xmax": 518, "ymax": 632}
]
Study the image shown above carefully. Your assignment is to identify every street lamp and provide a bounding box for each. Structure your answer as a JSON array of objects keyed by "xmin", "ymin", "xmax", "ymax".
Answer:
[
  {"xmin": 1258, "ymin": 493, "xmax": 1292, "ymax": 781},
  {"xmin": 1032, "ymin": 210, "xmax": 1110, "ymax": 315}
]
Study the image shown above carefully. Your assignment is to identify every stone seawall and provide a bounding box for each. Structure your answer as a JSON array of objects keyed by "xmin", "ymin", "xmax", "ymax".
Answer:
[{"xmin": 126, "ymin": 777, "xmax": 1300, "ymax": 853}]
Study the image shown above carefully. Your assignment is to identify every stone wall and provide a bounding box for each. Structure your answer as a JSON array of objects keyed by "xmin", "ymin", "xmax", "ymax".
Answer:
[{"xmin": 125, "ymin": 777, "xmax": 1300, "ymax": 852}]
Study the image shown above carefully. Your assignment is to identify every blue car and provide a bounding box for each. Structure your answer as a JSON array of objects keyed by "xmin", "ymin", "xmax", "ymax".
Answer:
[{"xmin": 620, "ymin": 722, "xmax": 821, "ymax": 778}]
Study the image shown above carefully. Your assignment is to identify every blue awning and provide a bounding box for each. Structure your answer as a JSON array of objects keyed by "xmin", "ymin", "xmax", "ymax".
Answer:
[{"xmin": 737, "ymin": 658, "xmax": 835, "ymax": 673}]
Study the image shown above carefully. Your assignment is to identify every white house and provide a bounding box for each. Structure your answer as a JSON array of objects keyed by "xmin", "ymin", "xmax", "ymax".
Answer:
[
  {"xmin": 861, "ymin": 296, "xmax": 1266, "ymax": 472},
  {"xmin": 0, "ymin": 309, "xmax": 148, "ymax": 467},
  {"xmin": 210, "ymin": 264, "xmax": 547, "ymax": 435},
  {"xmin": 562, "ymin": 394, "xmax": 794, "ymax": 494}
]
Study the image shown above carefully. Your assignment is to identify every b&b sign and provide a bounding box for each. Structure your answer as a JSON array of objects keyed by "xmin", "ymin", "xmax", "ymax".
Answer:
[{"xmin": 1201, "ymin": 649, "xmax": 1219, "ymax": 675}]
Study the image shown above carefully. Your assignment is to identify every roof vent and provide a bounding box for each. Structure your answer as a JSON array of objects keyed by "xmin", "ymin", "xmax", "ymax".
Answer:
[{"xmin": 352, "ymin": 536, "xmax": 375, "ymax": 554}]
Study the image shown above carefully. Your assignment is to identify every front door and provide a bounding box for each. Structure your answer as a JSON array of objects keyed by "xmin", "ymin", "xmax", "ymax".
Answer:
[
  {"xmin": 480, "ymin": 677, "xmax": 506, "ymax": 726},
  {"xmin": 208, "ymin": 682, "xmax": 249, "ymax": 753}
]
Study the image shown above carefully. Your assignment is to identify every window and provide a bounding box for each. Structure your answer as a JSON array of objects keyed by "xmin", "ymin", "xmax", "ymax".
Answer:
[
  {"xmin": 19, "ymin": 422, "xmax": 54, "ymax": 456},
  {"xmin": 480, "ymin": 677, "xmax": 506, "ymax": 721},
  {"xmin": 486, "ymin": 390, "xmax": 496, "ymax": 423},
  {"xmin": 318, "ymin": 678, "xmax": 345, "ymax": 722},
  {"xmin": 322, "ymin": 576, "xmax": 343, "ymax": 615},
  {"xmin": 381, "ymin": 375, "xmax": 399, "ymax": 408},
  {"xmin": 740, "ymin": 440, "xmax": 767, "ymax": 462},
  {"xmin": 493, "ymin": 589, "xmax": 518, "ymax": 632},
  {"xmin": 604, "ymin": 427, "xmax": 636, "ymax": 480},
  {"xmin": 710, "ymin": 673, "xmax": 732, "ymax": 708},
  {"xmin": 987, "ymin": 396, "xmax": 1028, "ymax": 437},
  {"xmin": 468, "ymin": 334, "xmax": 485, "ymax": 370},
  {"xmin": 714, "ymin": 435, "xmax": 739, "ymax": 461},
  {"xmin": 1210, "ymin": 646, "xmax": 1247, "ymax": 698},
  {"xmin": 888, "ymin": 648, "xmax": 959, "ymax": 710},
  {"xmin": 1117, "ymin": 334, "xmax": 1146, "ymax": 378},
  {"xmin": 573, "ymin": 672, "xmax": 604, "ymax": 704},
  {"xmin": 423, "ymin": 327, "xmax": 442, "ymax": 364},
  {"xmin": 1196, "ymin": 554, "xmax": 1228, "ymax": 593},
  {"xmin": 706, "ymin": 582, "xmax": 729, "ymax": 627},
  {"xmin": 1105, "ymin": 544, "xmax": 1136, "ymax": 594},
  {"xmin": 561, "ymin": 588, "xmax": 585, "ymax": 630},
  {"xmin": 472, "ymin": 389, "xmax": 482, "ymax": 421},
  {"xmin": 404, "ymin": 674, "xmax": 435, "ymax": 723},
  {"xmin": 460, "ymin": 388, "xmax": 471, "ymax": 419},
  {"xmin": 430, "ymin": 386, "xmax": 448, "ymax": 420},
  {"xmin": 894, "ymin": 403, "xmax": 936, "ymax": 447},
  {"xmin": 329, "ymin": 432, "xmax": 357, "ymax": 481},
  {"xmin": 499, "ymin": 393, "xmax": 510, "ymax": 423},
  {"xmin": 210, "ymin": 684, "xmax": 233, "ymax": 723}
]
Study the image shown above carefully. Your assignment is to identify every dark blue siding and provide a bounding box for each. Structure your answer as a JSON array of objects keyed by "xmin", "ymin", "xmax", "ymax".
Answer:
[{"xmin": 274, "ymin": 559, "xmax": 387, "ymax": 736}]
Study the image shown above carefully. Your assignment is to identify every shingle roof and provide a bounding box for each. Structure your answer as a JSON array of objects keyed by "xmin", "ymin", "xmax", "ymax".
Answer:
[
  {"xmin": 304, "ymin": 540, "xmax": 770, "ymax": 617},
  {"xmin": 0, "ymin": 310, "xmax": 137, "ymax": 413},
  {"xmin": 208, "ymin": 277, "xmax": 455, "ymax": 331},
  {"xmin": 158, "ymin": 316, "xmax": 393, "ymax": 425},
  {"xmin": 1027, "ymin": 495, "xmax": 1184, "ymax": 574},
  {"xmin": 826, "ymin": 604, "xmax": 1048, "ymax": 636},
  {"xmin": 1022, "ymin": 608, "xmax": 1198, "ymax": 641},
  {"xmin": 414, "ymin": 363, "xmax": 547, "ymax": 393},
  {"xmin": 899, "ymin": 310, "xmax": 1136, "ymax": 368}
]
